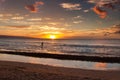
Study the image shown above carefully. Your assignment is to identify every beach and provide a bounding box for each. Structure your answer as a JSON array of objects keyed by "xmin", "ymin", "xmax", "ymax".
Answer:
[
  {"xmin": 0, "ymin": 61, "xmax": 120, "ymax": 80},
  {"xmin": 0, "ymin": 0, "xmax": 120, "ymax": 80}
]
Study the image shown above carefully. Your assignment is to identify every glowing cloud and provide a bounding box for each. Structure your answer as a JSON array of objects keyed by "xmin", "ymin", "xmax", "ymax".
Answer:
[
  {"xmin": 11, "ymin": 16, "xmax": 24, "ymax": 20},
  {"xmin": 73, "ymin": 20, "xmax": 83, "ymax": 24},
  {"xmin": 60, "ymin": 3, "xmax": 81, "ymax": 10}
]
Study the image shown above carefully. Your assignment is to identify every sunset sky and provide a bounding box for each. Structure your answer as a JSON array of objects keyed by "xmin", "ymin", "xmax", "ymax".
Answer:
[{"xmin": 0, "ymin": 0, "xmax": 120, "ymax": 39}]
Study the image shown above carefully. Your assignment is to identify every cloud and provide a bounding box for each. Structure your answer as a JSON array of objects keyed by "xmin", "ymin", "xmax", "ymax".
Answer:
[
  {"xmin": 64, "ymin": 23, "xmax": 71, "ymax": 27},
  {"xmin": 88, "ymin": 0, "xmax": 120, "ymax": 18},
  {"xmin": 0, "ymin": 0, "xmax": 5, "ymax": 3},
  {"xmin": 74, "ymin": 16, "xmax": 81, "ymax": 19},
  {"xmin": 88, "ymin": 0, "xmax": 120, "ymax": 5},
  {"xmin": 0, "ymin": 14, "xmax": 12, "ymax": 17},
  {"xmin": 25, "ymin": 1, "xmax": 44, "ymax": 13},
  {"xmin": 73, "ymin": 20, "xmax": 83, "ymax": 24},
  {"xmin": 112, "ymin": 24, "xmax": 120, "ymax": 34},
  {"xmin": 35, "ymin": 1, "xmax": 44, "ymax": 5},
  {"xmin": 25, "ymin": 5, "xmax": 37, "ymax": 13},
  {"xmin": 60, "ymin": 3, "xmax": 81, "ymax": 10},
  {"xmin": 44, "ymin": 17, "xmax": 51, "ymax": 20},
  {"xmin": 93, "ymin": 24, "xmax": 120, "ymax": 36},
  {"xmin": 30, "ymin": 25, "xmax": 65, "ymax": 31},
  {"xmin": 73, "ymin": 16, "xmax": 84, "ymax": 24},
  {"xmin": 102, "ymin": 3, "xmax": 114, "ymax": 9},
  {"xmin": 114, "ymin": 30, "xmax": 120, "ymax": 34},
  {"xmin": 48, "ymin": 22, "xmax": 59, "ymax": 26},
  {"xmin": 11, "ymin": 16, "xmax": 24, "ymax": 20},
  {"xmin": 93, "ymin": 6, "xmax": 107, "ymax": 18},
  {"xmin": 102, "ymin": 24, "xmax": 120, "ymax": 36},
  {"xmin": 7, "ymin": 25, "xmax": 30, "ymax": 28},
  {"xmin": 87, "ymin": 0, "xmax": 97, "ymax": 3},
  {"xmin": 95, "ymin": 0, "xmax": 120, "ymax": 10},
  {"xmin": 27, "ymin": 18, "xmax": 42, "ymax": 21},
  {"xmin": 83, "ymin": 9, "xmax": 89, "ymax": 13}
]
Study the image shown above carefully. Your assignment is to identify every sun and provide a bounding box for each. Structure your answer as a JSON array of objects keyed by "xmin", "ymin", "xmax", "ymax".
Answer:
[
  {"xmin": 43, "ymin": 34, "xmax": 62, "ymax": 39},
  {"xmin": 49, "ymin": 35, "xmax": 56, "ymax": 39}
]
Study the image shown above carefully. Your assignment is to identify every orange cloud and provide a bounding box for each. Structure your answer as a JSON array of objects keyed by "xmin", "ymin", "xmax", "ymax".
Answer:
[
  {"xmin": 25, "ymin": 1, "xmax": 44, "ymax": 13},
  {"xmin": 88, "ymin": 0, "xmax": 120, "ymax": 18},
  {"xmin": 93, "ymin": 6, "xmax": 107, "ymax": 18}
]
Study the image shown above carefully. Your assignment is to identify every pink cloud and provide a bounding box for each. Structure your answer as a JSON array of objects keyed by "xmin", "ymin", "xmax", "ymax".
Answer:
[
  {"xmin": 25, "ymin": 1, "xmax": 44, "ymax": 13},
  {"xmin": 25, "ymin": 5, "xmax": 37, "ymax": 13}
]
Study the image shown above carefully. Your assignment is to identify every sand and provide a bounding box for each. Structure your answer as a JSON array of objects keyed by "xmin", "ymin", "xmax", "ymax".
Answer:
[{"xmin": 0, "ymin": 61, "xmax": 120, "ymax": 80}]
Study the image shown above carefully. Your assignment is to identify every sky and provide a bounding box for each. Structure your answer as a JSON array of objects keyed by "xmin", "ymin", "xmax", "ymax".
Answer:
[{"xmin": 0, "ymin": 0, "xmax": 120, "ymax": 39}]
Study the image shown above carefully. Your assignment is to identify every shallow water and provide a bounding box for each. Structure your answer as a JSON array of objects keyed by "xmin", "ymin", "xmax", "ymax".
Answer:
[{"xmin": 0, "ymin": 54, "xmax": 120, "ymax": 70}]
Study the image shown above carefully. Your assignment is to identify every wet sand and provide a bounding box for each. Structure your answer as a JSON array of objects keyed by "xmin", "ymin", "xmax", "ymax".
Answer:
[
  {"xmin": 0, "ymin": 51, "xmax": 120, "ymax": 63},
  {"xmin": 0, "ymin": 61, "xmax": 120, "ymax": 80}
]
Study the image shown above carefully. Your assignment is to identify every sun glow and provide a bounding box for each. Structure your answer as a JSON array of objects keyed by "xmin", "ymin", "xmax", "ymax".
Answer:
[
  {"xmin": 43, "ymin": 33, "xmax": 63, "ymax": 39},
  {"xmin": 49, "ymin": 35, "xmax": 57, "ymax": 39}
]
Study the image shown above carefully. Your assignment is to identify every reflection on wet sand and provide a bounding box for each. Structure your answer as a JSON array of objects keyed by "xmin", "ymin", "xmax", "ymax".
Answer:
[
  {"xmin": 28, "ymin": 57, "xmax": 63, "ymax": 66},
  {"xmin": 28, "ymin": 57, "xmax": 39, "ymax": 64},
  {"xmin": 95, "ymin": 62, "xmax": 107, "ymax": 70},
  {"xmin": 0, "ymin": 53, "xmax": 120, "ymax": 70}
]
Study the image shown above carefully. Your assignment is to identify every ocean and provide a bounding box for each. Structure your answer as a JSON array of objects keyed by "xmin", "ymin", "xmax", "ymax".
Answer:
[
  {"xmin": 0, "ymin": 38, "xmax": 120, "ymax": 57},
  {"xmin": 0, "ymin": 38, "xmax": 120, "ymax": 70}
]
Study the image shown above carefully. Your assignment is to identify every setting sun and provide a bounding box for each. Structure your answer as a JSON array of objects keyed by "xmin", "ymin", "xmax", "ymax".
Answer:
[
  {"xmin": 49, "ymin": 35, "xmax": 56, "ymax": 39},
  {"xmin": 42, "ymin": 33, "xmax": 63, "ymax": 39}
]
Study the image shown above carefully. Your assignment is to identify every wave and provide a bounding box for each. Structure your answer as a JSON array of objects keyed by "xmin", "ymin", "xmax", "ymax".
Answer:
[{"xmin": 59, "ymin": 44, "xmax": 120, "ymax": 49}]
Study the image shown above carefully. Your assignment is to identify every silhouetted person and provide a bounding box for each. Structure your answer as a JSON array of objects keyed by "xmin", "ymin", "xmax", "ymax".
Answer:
[{"xmin": 41, "ymin": 42, "xmax": 44, "ymax": 49}]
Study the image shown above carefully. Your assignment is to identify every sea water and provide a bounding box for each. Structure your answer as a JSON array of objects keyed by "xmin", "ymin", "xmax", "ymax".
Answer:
[
  {"xmin": 0, "ymin": 38, "xmax": 120, "ymax": 57},
  {"xmin": 0, "ymin": 38, "xmax": 120, "ymax": 70}
]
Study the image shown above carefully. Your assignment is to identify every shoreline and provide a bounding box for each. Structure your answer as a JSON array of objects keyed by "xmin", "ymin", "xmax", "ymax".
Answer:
[
  {"xmin": 0, "ymin": 51, "xmax": 120, "ymax": 63},
  {"xmin": 0, "ymin": 61, "xmax": 120, "ymax": 80}
]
